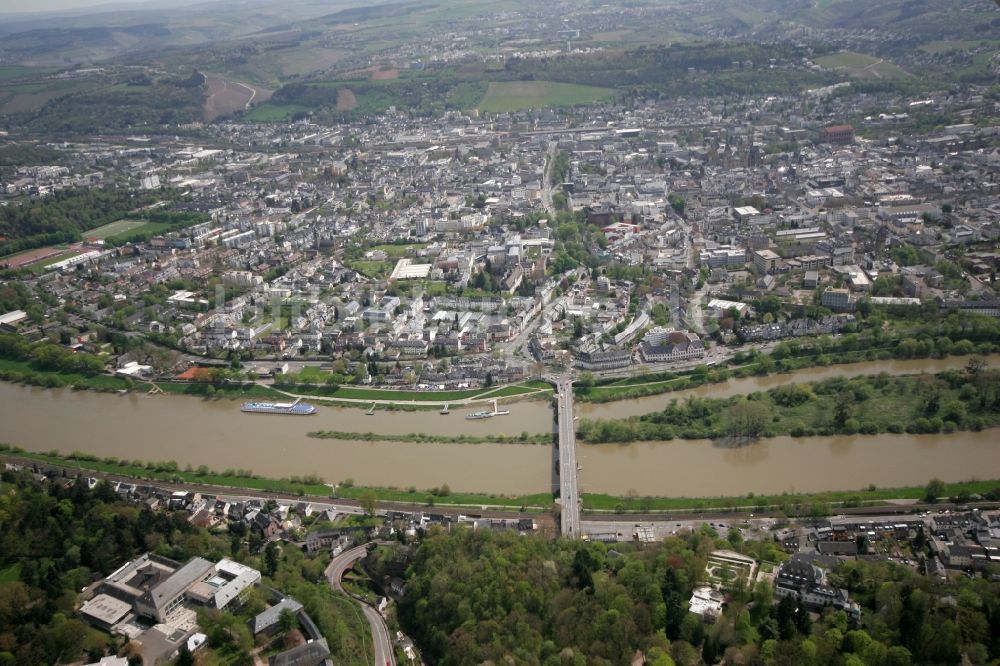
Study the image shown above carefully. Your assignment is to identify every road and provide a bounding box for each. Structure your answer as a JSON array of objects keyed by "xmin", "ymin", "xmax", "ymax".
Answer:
[
  {"xmin": 555, "ymin": 377, "xmax": 581, "ymax": 538},
  {"xmin": 325, "ymin": 545, "xmax": 395, "ymax": 666},
  {"xmin": 232, "ymin": 80, "xmax": 257, "ymax": 109},
  {"xmin": 540, "ymin": 142, "xmax": 559, "ymax": 216}
]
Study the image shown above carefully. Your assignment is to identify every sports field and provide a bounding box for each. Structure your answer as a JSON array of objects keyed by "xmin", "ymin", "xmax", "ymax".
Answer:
[
  {"xmin": 85, "ymin": 218, "xmax": 147, "ymax": 240},
  {"xmin": 478, "ymin": 81, "xmax": 615, "ymax": 113}
]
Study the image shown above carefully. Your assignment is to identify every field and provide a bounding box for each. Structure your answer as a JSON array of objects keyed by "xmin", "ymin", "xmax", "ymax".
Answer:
[
  {"xmin": 0, "ymin": 77, "xmax": 98, "ymax": 115},
  {"xmin": 919, "ymin": 39, "xmax": 997, "ymax": 55},
  {"xmin": 0, "ymin": 66, "xmax": 55, "ymax": 82},
  {"xmin": 84, "ymin": 218, "xmax": 148, "ymax": 240},
  {"xmin": 0, "ymin": 245, "xmax": 66, "ymax": 269},
  {"xmin": 814, "ymin": 51, "xmax": 908, "ymax": 78},
  {"xmin": 345, "ymin": 259, "xmax": 392, "ymax": 279},
  {"xmin": 336, "ymin": 88, "xmax": 358, "ymax": 111},
  {"xmin": 203, "ymin": 74, "xmax": 273, "ymax": 120},
  {"xmin": 478, "ymin": 81, "xmax": 616, "ymax": 112}
]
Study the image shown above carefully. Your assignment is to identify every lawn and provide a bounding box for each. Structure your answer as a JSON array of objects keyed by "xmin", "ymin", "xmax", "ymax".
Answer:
[
  {"xmin": 478, "ymin": 81, "xmax": 616, "ymax": 113},
  {"xmin": 0, "ymin": 357, "xmax": 128, "ymax": 391},
  {"xmin": 151, "ymin": 381, "xmax": 284, "ymax": 400},
  {"xmin": 581, "ymin": 478, "xmax": 1000, "ymax": 513},
  {"xmin": 28, "ymin": 249, "xmax": 82, "ymax": 273},
  {"xmin": 85, "ymin": 218, "xmax": 148, "ymax": 240},
  {"xmin": 345, "ymin": 259, "xmax": 394, "ymax": 279}
]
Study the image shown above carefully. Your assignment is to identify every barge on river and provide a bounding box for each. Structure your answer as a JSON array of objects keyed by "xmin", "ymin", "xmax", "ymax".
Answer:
[{"xmin": 241, "ymin": 400, "xmax": 317, "ymax": 415}]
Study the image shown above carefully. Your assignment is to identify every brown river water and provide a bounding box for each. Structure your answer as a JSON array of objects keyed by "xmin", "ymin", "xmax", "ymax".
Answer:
[{"xmin": 1, "ymin": 356, "xmax": 997, "ymax": 497}]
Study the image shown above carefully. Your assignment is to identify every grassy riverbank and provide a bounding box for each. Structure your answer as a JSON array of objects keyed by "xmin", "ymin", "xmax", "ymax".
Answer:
[
  {"xmin": 308, "ymin": 430, "xmax": 553, "ymax": 445},
  {"xmin": 0, "ymin": 356, "xmax": 131, "ymax": 391},
  {"xmin": 0, "ymin": 445, "xmax": 553, "ymax": 510},
  {"xmin": 272, "ymin": 380, "xmax": 552, "ymax": 403},
  {"xmin": 578, "ymin": 368, "xmax": 1000, "ymax": 442},
  {"xmin": 581, "ymin": 478, "xmax": 1000, "ymax": 514},
  {"xmin": 5, "ymin": 444, "xmax": 998, "ymax": 516}
]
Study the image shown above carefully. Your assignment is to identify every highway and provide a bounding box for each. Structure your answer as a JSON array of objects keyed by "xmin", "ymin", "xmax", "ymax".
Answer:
[
  {"xmin": 555, "ymin": 377, "xmax": 581, "ymax": 538},
  {"xmin": 325, "ymin": 545, "xmax": 395, "ymax": 666}
]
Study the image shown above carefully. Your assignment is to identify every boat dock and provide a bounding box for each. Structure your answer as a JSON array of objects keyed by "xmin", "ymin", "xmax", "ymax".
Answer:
[
  {"xmin": 366, "ymin": 403, "xmax": 376, "ymax": 415},
  {"xmin": 440, "ymin": 403, "xmax": 450, "ymax": 415}
]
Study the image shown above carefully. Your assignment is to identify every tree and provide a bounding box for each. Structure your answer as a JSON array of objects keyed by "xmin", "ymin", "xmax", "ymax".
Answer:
[
  {"xmin": 175, "ymin": 645, "xmax": 195, "ymax": 666},
  {"xmin": 722, "ymin": 399, "xmax": 770, "ymax": 440},
  {"xmin": 924, "ymin": 478, "xmax": 946, "ymax": 503},
  {"xmin": 662, "ymin": 565, "xmax": 691, "ymax": 640},
  {"xmin": 668, "ymin": 193, "xmax": 685, "ymax": 217},
  {"xmin": 278, "ymin": 608, "xmax": 298, "ymax": 633},
  {"xmin": 360, "ymin": 490, "xmax": 379, "ymax": 516},
  {"xmin": 263, "ymin": 541, "xmax": 280, "ymax": 577}
]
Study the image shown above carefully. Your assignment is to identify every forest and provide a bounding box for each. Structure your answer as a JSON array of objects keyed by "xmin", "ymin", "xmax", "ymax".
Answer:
[
  {"xmin": 13, "ymin": 76, "xmax": 206, "ymax": 135},
  {"xmin": 399, "ymin": 527, "xmax": 1000, "ymax": 666},
  {"xmin": 0, "ymin": 187, "xmax": 166, "ymax": 256},
  {"xmin": 0, "ymin": 469, "xmax": 369, "ymax": 666}
]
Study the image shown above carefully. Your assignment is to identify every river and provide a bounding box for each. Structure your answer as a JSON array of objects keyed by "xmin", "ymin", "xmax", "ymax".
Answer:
[
  {"xmin": 577, "ymin": 431, "xmax": 1000, "ymax": 498},
  {"xmin": 0, "ymin": 355, "xmax": 997, "ymax": 497}
]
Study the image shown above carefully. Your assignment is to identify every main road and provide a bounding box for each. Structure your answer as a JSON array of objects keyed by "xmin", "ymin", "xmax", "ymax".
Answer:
[
  {"xmin": 555, "ymin": 377, "xmax": 581, "ymax": 538},
  {"xmin": 325, "ymin": 545, "xmax": 395, "ymax": 666}
]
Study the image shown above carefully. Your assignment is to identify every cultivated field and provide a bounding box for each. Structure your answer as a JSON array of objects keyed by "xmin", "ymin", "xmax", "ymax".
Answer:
[{"xmin": 477, "ymin": 81, "xmax": 615, "ymax": 113}]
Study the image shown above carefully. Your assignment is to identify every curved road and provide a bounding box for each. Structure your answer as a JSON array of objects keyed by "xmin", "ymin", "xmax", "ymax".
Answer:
[{"xmin": 325, "ymin": 545, "xmax": 395, "ymax": 666}]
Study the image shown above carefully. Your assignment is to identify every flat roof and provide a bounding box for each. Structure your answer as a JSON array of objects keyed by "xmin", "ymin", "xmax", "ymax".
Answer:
[
  {"xmin": 0, "ymin": 310, "xmax": 27, "ymax": 325},
  {"xmin": 390, "ymin": 258, "xmax": 433, "ymax": 280},
  {"xmin": 80, "ymin": 594, "xmax": 133, "ymax": 625}
]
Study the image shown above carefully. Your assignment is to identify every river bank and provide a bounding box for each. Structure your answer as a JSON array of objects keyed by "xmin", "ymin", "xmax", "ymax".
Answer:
[{"xmin": 4, "ymin": 445, "xmax": 998, "ymax": 516}]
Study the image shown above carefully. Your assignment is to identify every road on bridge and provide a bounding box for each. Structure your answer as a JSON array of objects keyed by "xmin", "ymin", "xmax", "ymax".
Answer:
[{"xmin": 555, "ymin": 377, "xmax": 581, "ymax": 538}]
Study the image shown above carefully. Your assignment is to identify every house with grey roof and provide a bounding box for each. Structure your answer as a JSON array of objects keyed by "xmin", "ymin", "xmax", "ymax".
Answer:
[
  {"xmin": 250, "ymin": 597, "xmax": 304, "ymax": 636},
  {"xmin": 269, "ymin": 637, "xmax": 331, "ymax": 666}
]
